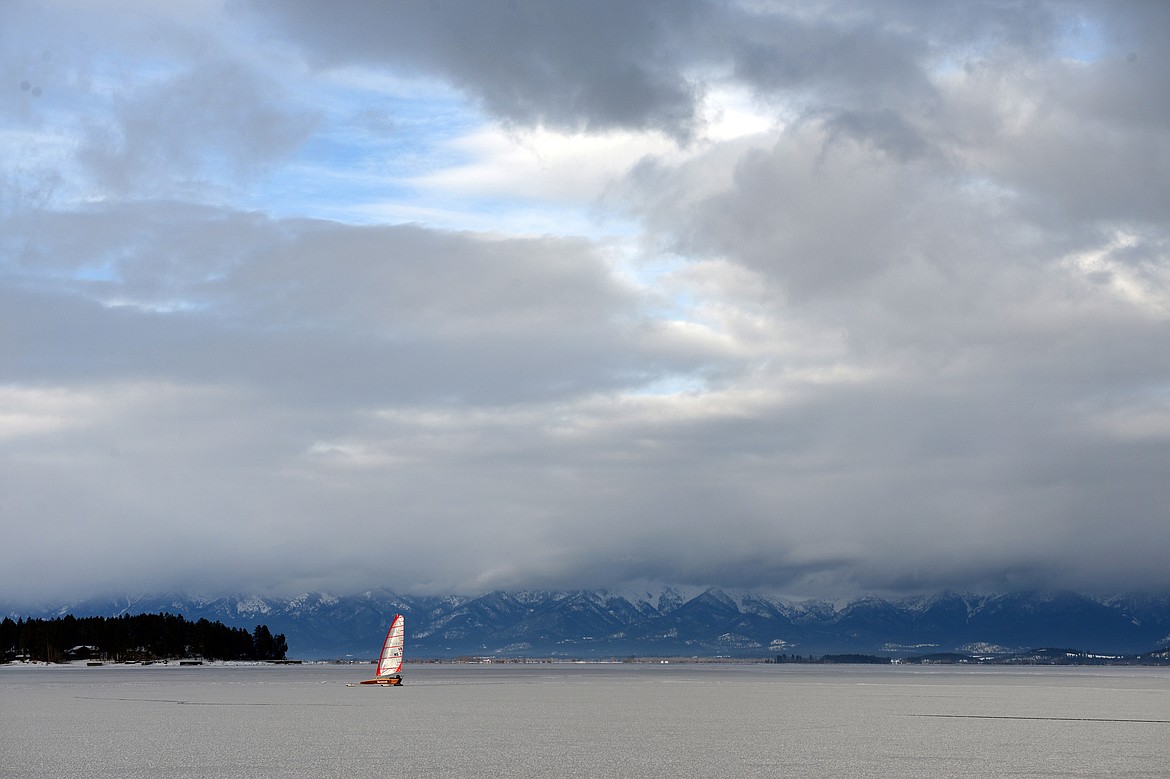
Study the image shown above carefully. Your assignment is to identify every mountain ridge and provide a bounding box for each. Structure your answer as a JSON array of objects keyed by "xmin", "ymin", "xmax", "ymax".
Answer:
[{"xmin": 5, "ymin": 588, "xmax": 1170, "ymax": 660}]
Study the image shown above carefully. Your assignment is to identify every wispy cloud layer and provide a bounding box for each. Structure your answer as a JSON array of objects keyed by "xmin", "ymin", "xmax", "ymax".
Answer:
[{"xmin": 2, "ymin": 0, "xmax": 1169, "ymax": 603}]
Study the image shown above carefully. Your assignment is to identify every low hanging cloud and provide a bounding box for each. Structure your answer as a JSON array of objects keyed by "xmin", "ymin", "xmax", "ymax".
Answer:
[{"xmin": 2, "ymin": 0, "xmax": 1169, "ymax": 605}]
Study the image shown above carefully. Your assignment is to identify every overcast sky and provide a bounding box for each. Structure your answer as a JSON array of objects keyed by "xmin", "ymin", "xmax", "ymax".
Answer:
[{"xmin": 3, "ymin": 0, "xmax": 1169, "ymax": 605}]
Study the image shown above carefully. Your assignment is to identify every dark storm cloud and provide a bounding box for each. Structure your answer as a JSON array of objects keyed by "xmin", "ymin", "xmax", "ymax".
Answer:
[{"xmin": 253, "ymin": 0, "xmax": 709, "ymax": 140}]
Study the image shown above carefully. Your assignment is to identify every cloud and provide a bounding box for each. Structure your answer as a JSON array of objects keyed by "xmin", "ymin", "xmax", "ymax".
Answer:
[
  {"xmin": 2, "ymin": 1, "xmax": 1169, "ymax": 605},
  {"xmin": 253, "ymin": 0, "xmax": 709, "ymax": 141},
  {"xmin": 3, "ymin": 202, "xmax": 700, "ymax": 408},
  {"xmin": 77, "ymin": 61, "xmax": 318, "ymax": 197}
]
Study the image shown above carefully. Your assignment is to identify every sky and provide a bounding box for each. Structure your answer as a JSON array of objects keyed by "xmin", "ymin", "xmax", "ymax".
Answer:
[{"xmin": 2, "ymin": 0, "xmax": 1169, "ymax": 605}]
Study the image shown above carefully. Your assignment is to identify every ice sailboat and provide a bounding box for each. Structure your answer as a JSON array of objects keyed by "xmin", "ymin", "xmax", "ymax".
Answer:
[{"xmin": 359, "ymin": 613, "xmax": 405, "ymax": 686}]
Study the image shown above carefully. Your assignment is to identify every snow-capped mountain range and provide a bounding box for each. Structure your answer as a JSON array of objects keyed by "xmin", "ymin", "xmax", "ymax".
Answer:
[{"xmin": 7, "ymin": 588, "xmax": 1170, "ymax": 659}]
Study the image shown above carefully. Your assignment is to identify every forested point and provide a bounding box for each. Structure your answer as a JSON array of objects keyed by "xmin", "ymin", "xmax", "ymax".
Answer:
[{"xmin": 0, "ymin": 613, "xmax": 288, "ymax": 663}]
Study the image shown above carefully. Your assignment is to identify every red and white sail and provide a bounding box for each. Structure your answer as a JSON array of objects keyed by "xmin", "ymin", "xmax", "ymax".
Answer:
[{"xmin": 375, "ymin": 614, "xmax": 405, "ymax": 677}]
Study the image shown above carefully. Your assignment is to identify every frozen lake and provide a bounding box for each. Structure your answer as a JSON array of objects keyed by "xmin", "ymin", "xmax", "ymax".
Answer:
[{"xmin": 3, "ymin": 662, "xmax": 1169, "ymax": 778}]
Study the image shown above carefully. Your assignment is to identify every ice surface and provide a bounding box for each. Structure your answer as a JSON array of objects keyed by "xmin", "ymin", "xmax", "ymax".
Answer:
[{"xmin": 3, "ymin": 663, "xmax": 1169, "ymax": 778}]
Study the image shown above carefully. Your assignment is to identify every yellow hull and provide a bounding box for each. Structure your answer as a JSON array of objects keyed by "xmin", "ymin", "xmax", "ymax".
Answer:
[{"xmin": 359, "ymin": 675, "xmax": 402, "ymax": 686}]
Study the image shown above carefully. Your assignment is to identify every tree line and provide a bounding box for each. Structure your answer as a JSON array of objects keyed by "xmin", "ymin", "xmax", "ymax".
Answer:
[{"xmin": 1, "ymin": 613, "xmax": 288, "ymax": 663}]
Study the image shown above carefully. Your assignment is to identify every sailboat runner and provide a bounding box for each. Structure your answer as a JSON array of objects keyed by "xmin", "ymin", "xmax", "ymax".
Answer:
[{"xmin": 359, "ymin": 613, "xmax": 404, "ymax": 686}]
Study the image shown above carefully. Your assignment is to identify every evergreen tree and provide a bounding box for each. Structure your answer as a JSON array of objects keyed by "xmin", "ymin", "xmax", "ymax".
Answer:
[
  {"xmin": 253, "ymin": 624, "xmax": 275, "ymax": 660},
  {"xmin": 274, "ymin": 632, "xmax": 288, "ymax": 660}
]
